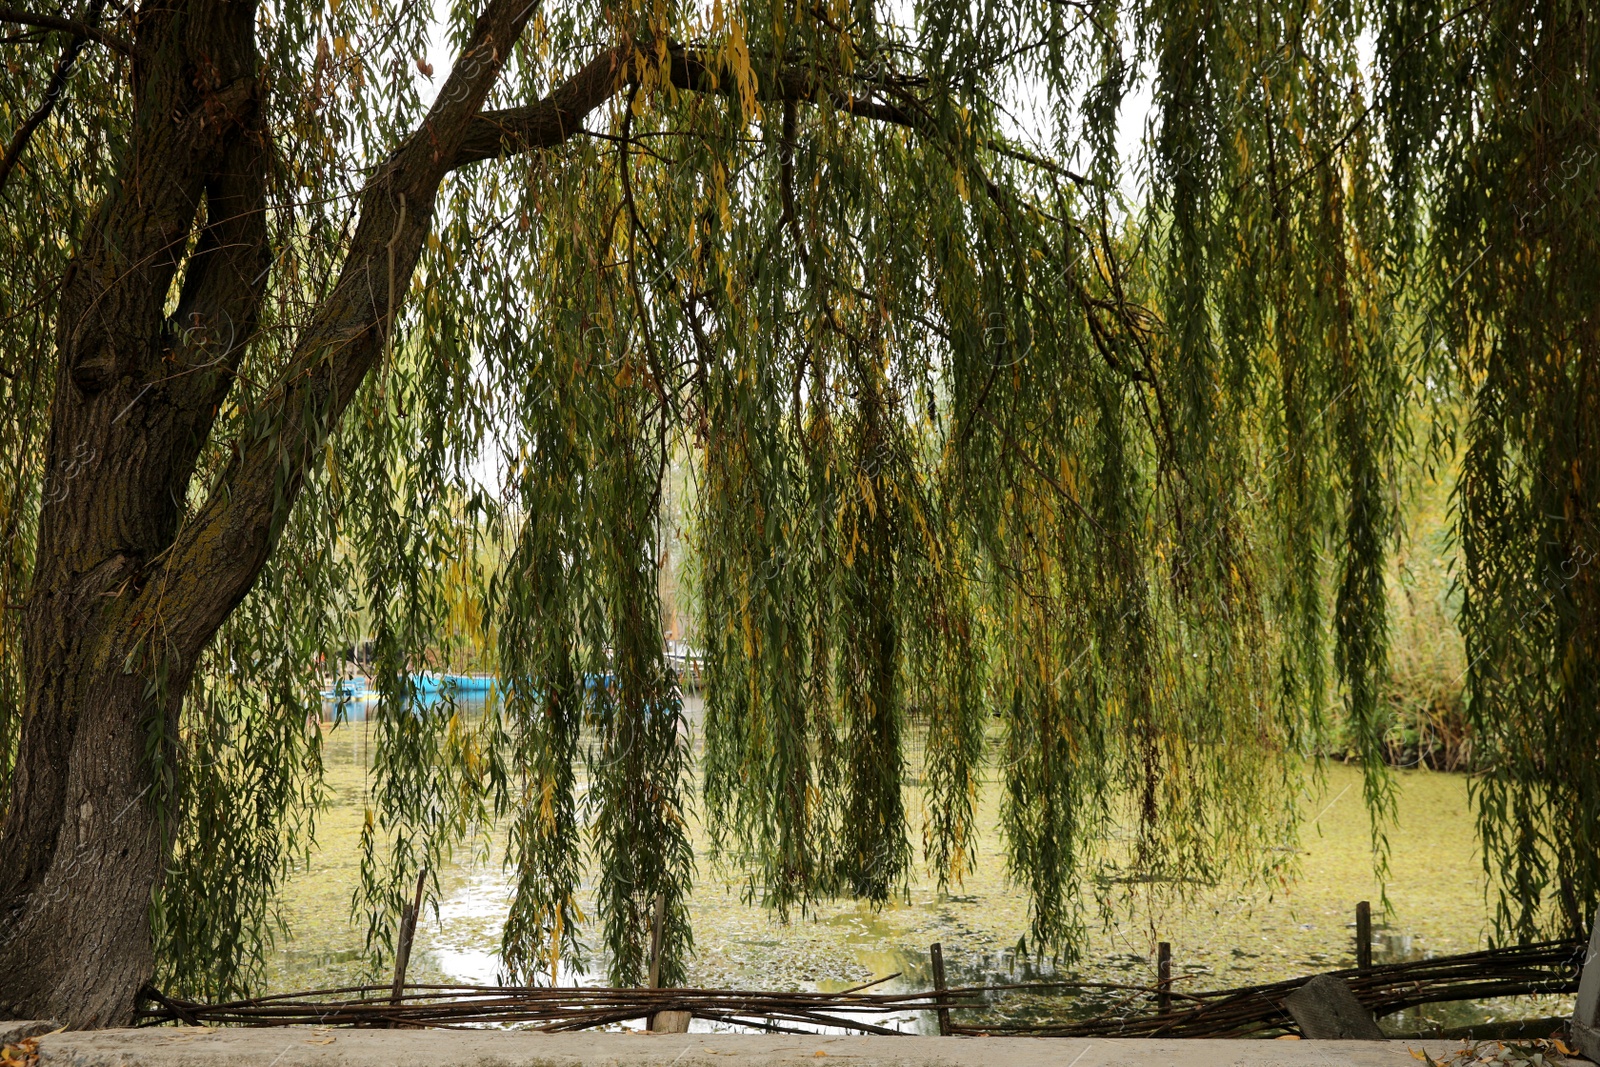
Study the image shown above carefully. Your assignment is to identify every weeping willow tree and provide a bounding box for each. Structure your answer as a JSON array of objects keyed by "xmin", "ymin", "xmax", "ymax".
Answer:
[{"xmin": 0, "ymin": 0, "xmax": 1594, "ymax": 1028}]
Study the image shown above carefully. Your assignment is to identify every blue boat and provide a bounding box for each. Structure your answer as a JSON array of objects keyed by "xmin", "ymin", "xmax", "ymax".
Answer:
[
  {"xmin": 412, "ymin": 673, "xmax": 497, "ymax": 700},
  {"xmin": 320, "ymin": 673, "xmax": 498, "ymax": 721},
  {"xmin": 318, "ymin": 672, "xmax": 678, "ymax": 723},
  {"xmin": 320, "ymin": 676, "xmax": 376, "ymax": 703}
]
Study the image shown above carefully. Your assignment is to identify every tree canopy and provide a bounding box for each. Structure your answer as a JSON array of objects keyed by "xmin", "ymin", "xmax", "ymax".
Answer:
[{"xmin": 0, "ymin": 0, "xmax": 1595, "ymax": 1027}]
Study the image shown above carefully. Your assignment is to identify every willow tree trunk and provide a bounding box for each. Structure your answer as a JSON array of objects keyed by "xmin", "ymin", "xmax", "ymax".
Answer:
[
  {"xmin": 0, "ymin": 614, "xmax": 190, "ymax": 1025},
  {"xmin": 0, "ymin": 0, "xmax": 268, "ymax": 1025},
  {"xmin": 0, "ymin": 0, "xmax": 546, "ymax": 1027}
]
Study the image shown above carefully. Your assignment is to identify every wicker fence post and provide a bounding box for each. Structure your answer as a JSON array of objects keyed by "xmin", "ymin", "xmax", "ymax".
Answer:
[
  {"xmin": 1355, "ymin": 901, "xmax": 1372, "ymax": 972},
  {"xmin": 930, "ymin": 942, "xmax": 951, "ymax": 1036}
]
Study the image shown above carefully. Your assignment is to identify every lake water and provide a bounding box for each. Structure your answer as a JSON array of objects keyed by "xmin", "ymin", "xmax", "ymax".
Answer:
[{"xmin": 264, "ymin": 697, "xmax": 1572, "ymax": 1034}]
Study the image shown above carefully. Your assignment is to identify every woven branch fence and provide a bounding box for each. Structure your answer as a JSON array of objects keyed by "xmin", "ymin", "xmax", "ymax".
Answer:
[
  {"xmin": 137, "ymin": 979, "xmax": 960, "ymax": 1034},
  {"xmin": 136, "ymin": 938, "xmax": 1584, "ymax": 1038},
  {"xmin": 957, "ymin": 939, "xmax": 1584, "ymax": 1038}
]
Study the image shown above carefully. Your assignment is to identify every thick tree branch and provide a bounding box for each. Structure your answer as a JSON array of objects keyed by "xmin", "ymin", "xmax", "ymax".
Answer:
[
  {"xmin": 453, "ymin": 46, "xmax": 628, "ymax": 166},
  {"xmin": 160, "ymin": 124, "xmax": 273, "ymax": 496},
  {"xmin": 0, "ymin": 6, "xmax": 135, "ymax": 54},
  {"xmin": 671, "ymin": 47, "xmax": 919, "ymax": 127},
  {"xmin": 452, "ymin": 40, "xmax": 1084, "ymax": 184},
  {"xmin": 145, "ymin": 0, "xmax": 539, "ymax": 657},
  {"xmin": 452, "ymin": 43, "xmax": 922, "ymax": 171},
  {"xmin": 59, "ymin": 48, "xmax": 259, "ymax": 392}
]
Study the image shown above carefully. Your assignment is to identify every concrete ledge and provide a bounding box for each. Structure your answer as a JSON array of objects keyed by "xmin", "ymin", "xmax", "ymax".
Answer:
[{"xmin": 11, "ymin": 1026, "xmax": 1492, "ymax": 1067}]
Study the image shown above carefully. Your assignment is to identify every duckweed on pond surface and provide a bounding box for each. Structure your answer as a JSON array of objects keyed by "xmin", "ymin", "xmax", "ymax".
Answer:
[{"xmin": 264, "ymin": 711, "xmax": 1572, "ymax": 1034}]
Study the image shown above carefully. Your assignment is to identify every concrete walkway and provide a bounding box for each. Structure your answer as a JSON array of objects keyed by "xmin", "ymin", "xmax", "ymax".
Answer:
[{"xmin": 1, "ymin": 1023, "xmax": 1507, "ymax": 1067}]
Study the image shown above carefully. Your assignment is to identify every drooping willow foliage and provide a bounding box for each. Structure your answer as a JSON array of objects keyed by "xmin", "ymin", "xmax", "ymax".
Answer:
[
  {"xmin": 1394, "ymin": 2, "xmax": 1600, "ymax": 941},
  {"xmin": 0, "ymin": 0, "xmax": 1595, "ymax": 1002}
]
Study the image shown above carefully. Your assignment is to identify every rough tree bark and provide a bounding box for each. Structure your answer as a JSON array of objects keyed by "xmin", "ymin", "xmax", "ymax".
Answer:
[{"xmin": 0, "ymin": 0, "xmax": 922, "ymax": 1024}]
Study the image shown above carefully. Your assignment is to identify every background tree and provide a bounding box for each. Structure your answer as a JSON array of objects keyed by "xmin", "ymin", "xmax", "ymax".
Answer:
[{"xmin": 0, "ymin": 0, "xmax": 1594, "ymax": 1030}]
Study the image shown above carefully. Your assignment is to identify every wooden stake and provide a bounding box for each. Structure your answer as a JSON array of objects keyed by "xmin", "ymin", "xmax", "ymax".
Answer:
[
  {"xmin": 1356, "ymin": 901, "xmax": 1372, "ymax": 972},
  {"xmin": 1157, "ymin": 941, "xmax": 1172, "ymax": 1015},
  {"xmin": 391, "ymin": 867, "xmax": 427, "ymax": 1008},
  {"xmin": 648, "ymin": 891, "xmax": 667, "ymax": 990},
  {"xmin": 930, "ymin": 941, "xmax": 951, "ymax": 1036},
  {"xmin": 647, "ymin": 892, "xmax": 693, "ymax": 1032}
]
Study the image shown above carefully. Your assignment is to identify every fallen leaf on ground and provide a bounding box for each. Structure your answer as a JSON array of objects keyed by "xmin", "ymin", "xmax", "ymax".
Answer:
[{"xmin": 0, "ymin": 1037, "xmax": 40, "ymax": 1067}]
